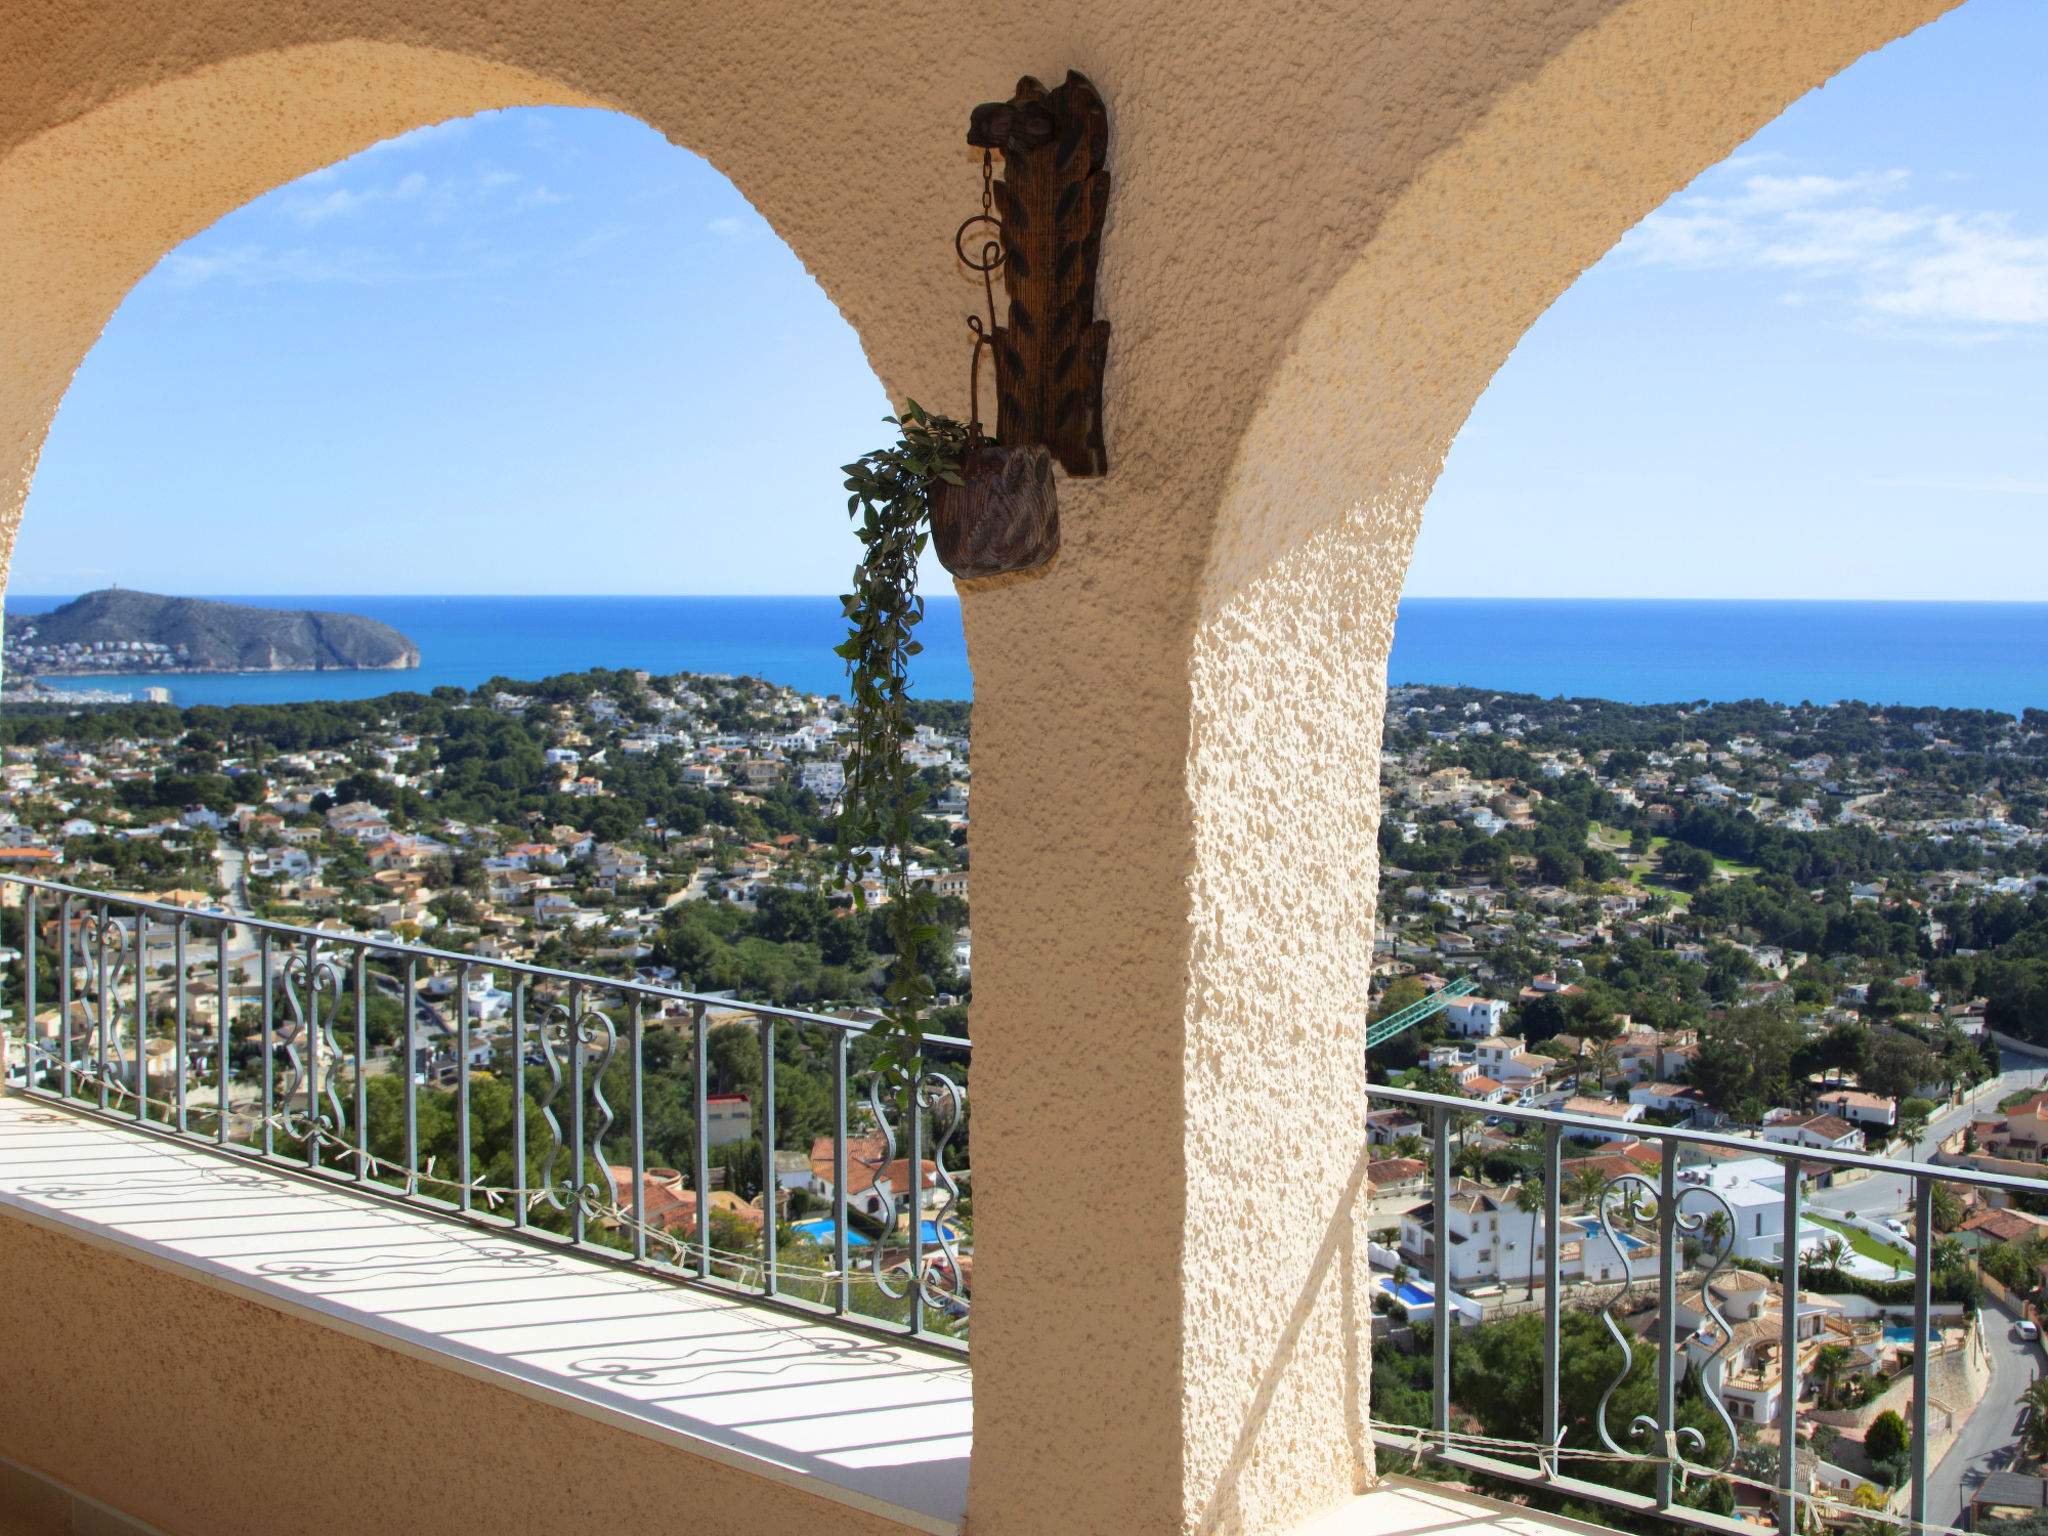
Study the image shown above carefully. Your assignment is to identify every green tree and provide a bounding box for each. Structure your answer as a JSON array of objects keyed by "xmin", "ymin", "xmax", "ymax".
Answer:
[
  {"xmin": 1663, "ymin": 843, "xmax": 1717, "ymax": 888},
  {"xmin": 1813, "ymin": 1343, "xmax": 1854, "ymax": 1408},
  {"xmin": 1898, "ymin": 1097, "xmax": 1936, "ymax": 1148},
  {"xmin": 1805, "ymin": 1234, "xmax": 1850, "ymax": 1281},
  {"xmin": 1687, "ymin": 1007, "xmax": 1802, "ymax": 1123},
  {"xmin": 1930, "ymin": 1181, "xmax": 1964, "ymax": 1233},
  {"xmin": 1700, "ymin": 1209, "xmax": 1730, "ymax": 1259},
  {"xmin": 1568, "ymin": 1165, "xmax": 1608, "ymax": 1211},
  {"xmin": 2024, "ymin": 1380, "xmax": 2048, "ymax": 1462},
  {"xmin": 1863, "ymin": 1409, "xmax": 1909, "ymax": 1477},
  {"xmin": 1866, "ymin": 1033, "xmax": 1938, "ymax": 1103}
]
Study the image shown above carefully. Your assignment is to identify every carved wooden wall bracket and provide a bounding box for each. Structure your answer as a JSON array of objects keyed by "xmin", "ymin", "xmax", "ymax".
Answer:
[{"xmin": 967, "ymin": 72, "xmax": 1111, "ymax": 479}]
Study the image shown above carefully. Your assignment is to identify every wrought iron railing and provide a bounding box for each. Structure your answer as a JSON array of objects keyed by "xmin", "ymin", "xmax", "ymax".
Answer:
[
  {"xmin": 0, "ymin": 875, "xmax": 970, "ymax": 1348},
  {"xmin": 1369, "ymin": 1083, "xmax": 2034, "ymax": 1536}
]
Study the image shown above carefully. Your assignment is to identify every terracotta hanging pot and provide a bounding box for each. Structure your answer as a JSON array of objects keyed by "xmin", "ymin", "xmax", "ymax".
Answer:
[{"xmin": 928, "ymin": 439, "xmax": 1059, "ymax": 579}]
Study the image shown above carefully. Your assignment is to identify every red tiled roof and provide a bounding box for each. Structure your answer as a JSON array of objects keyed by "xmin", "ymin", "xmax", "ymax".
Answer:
[
  {"xmin": 1367, "ymin": 1157, "xmax": 1429, "ymax": 1188},
  {"xmin": 1964, "ymin": 1207, "xmax": 2048, "ymax": 1244}
]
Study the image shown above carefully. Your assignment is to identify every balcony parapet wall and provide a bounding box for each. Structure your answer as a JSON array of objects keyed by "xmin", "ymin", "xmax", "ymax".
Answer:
[{"xmin": 0, "ymin": 1101, "xmax": 960, "ymax": 1536}]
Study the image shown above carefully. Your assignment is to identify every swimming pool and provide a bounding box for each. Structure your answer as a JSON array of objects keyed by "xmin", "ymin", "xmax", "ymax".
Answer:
[
  {"xmin": 1378, "ymin": 1276, "xmax": 1434, "ymax": 1307},
  {"xmin": 1882, "ymin": 1323, "xmax": 1938, "ymax": 1344},
  {"xmin": 1570, "ymin": 1218, "xmax": 1647, "ymax": 1251},
  {"xmin": 792, "ymin": 1218, "xmax": 870, "ymax": 1248},
  {"xmin": 789, "ymin": 1218, "xmax": 960, "ymax": 1248}
]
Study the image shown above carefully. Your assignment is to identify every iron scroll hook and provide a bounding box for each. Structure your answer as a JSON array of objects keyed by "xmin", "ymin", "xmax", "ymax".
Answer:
[{"xmin": 953, "ymin": 149, "xmax": 1004, "ymax": 440}]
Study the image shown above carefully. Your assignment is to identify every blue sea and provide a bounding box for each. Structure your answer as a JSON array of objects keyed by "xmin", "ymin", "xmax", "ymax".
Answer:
[{"xmin": 5, "ymin": 596, "xmax": 2046, "ymax": 716}]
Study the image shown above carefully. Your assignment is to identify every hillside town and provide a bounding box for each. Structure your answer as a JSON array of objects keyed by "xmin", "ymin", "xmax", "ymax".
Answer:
[
  {"xmin": 1363, "ymin": 686, "xmax": 2048, "ymax": 1528},
  {"xmin": 0, "ymin": 668, "xmax": 970, "ymax": 1013},
  {"xmin": 10, "ymin": 673, "xmax": 2048, "ymax": 1523}
]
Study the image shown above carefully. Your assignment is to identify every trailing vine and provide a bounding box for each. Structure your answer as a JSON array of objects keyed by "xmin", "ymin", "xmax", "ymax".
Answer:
[{"xmin": 835, "ymin": 400, "xmax": 970, "ymax": 1085}]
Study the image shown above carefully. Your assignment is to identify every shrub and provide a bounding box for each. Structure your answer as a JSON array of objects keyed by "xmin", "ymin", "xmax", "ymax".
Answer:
[{"xmin": 1865, "ymin": 1409, "xmax": 1909, "ymax": 1467}]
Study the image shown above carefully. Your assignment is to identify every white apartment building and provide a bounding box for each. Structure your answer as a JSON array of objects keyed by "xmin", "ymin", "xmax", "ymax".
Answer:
[
  {"xmin": 1397, "ymin": 1183, "xmax": 1547, "ymax": 1288},
  {"xmin": 1472, "ymin": 1037, "xmax": 1552, "ymax": 1087},
  {"xmin": 1815, "ymin": 1090, "xmax": 1898, "ymax": 1131},
  {"xmin": 1443, "ymin": 997, "xmax": 1510, "ymax": 1038},
  {"xmin": 1672, "ymin": 1272, "xmax": 1834, "ymax": 1427},
  {"xmin": 1760, "ymin": 1112, "xmax": 1865, "ymax": 1154},
  {"xmin": 1674, "ymin": 1157, "xmax": 1832, "ymax": 1263},
  {"xmin": 800, "ymin": 760, "xmax": 846, "ymax": 797}
]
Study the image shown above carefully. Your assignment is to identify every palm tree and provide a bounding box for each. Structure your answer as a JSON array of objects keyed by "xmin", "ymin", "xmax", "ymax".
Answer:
[
  {"xmin": 1813, "ymin": 1342, "xmax": 1853, "ymax": 1408},
  {"xmin": 1393, "ymin": 1133, "xmax": 1426, "ymax": 1162},
  {"xmin": 1701, "ymin": 1209, "xmax": 1730, "ymax": 1261},
  {"xmin": 2024, "ymin": 1379, "xmax": 2048, "ymax": 1462},
  {"xmin": 1805, "ymin": 1233, "xmax": 1851, "ymax": 1280},
  {"xmin": 1515, "ymin": 1176, "xmax": 1545, "ymax": 1217},
  {"xmin": 1570, "ymin": 1166, "xmax": 1609, "ymax": 1214},
  {"xmin": 1391, "ymin": 1260, "xmax": 1412, "ymax": 1299},
  {"xmin": 1931, "ymin": 1180, "xmax": 1964, "ymax": 1233},
  {"xmin": 1587, "ymin": 1042, "xmax": 1620, "ymax": 1092}
]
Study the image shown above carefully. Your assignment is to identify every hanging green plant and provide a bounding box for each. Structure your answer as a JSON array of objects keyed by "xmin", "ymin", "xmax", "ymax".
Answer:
[
  {"xmin": 832, "ymin": 145, "xmax": 1066, "ymax": 1084},
  {"xmin": 834, "ymin": 402, "xmax": 969, "ymax": 1086}
]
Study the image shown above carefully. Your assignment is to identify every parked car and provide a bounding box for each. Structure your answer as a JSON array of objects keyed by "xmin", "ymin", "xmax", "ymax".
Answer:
[
  {"xmin": 1884, "ymin": 1218, "xmax": 1908, "ymax": 1237},
  {"xmin": 2019, "ymin": 1320, "xmax": 2039, "ymax": 1341}
]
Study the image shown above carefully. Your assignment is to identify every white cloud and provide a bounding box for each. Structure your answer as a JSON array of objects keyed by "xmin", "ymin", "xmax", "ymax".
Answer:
[
  {"xmin": 1622, "ymin": 166, "xmax": 2048, "ymax": 327},
  {"xmin": 159, "ymin": 243, "xmax": 395, "ymax": 288},
  {"xmin": 288, "ymin": 186, "xmax": 374, "ymax": 226}
]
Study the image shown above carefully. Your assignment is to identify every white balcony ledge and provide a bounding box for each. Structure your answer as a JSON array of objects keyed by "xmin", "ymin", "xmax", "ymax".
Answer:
[
  {"xmin": 1307, "ymin": 1478, "xmax": 1646, "ymax": 1536},
  {"xmin": 0, "ymin": 1098, "xmax": 970, "ymax": 1535}
]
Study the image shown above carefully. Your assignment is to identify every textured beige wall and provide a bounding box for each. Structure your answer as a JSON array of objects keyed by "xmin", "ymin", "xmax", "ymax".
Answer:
[
  {"xmin": 0, "ymin": 3, "xmax": 1961, "ymax": 1533},
  {"xmin": 0, "ymin": 1213, "xmax": 919, "ymax": 1536}
]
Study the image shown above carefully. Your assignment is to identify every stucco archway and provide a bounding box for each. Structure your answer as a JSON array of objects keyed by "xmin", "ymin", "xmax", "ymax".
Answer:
[{"xmin": 0, "ymin": 3, "xmax": 1971, "ymax": 1533}]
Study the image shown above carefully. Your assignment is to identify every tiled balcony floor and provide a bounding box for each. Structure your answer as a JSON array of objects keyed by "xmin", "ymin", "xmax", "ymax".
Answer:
[
  {"xmin": 1307, "ymin": 1479, "xmax": 1638, "ymax": 1536},
  {"xmin": 0, "ymin": 1098, "xmax": 971, "ymax": 1534}
]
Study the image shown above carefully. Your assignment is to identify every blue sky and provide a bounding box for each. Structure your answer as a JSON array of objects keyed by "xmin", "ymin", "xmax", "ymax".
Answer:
[
  {"xmin": 16, "ymin": 0, "xmax": 2048, "ymax": 599},
  {"xmin": 1410, "ymin": 0, "xmax": 2048, "ymax": 599}
]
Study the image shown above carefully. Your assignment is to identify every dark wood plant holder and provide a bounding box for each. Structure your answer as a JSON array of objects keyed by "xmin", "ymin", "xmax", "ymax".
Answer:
[
  {"xmin": 926, "ymin": 72, "xmax": 1109, "ymax": 582},
  {"xmin": 968, "ymin": 72, "xmax": 1112, "ymax": 480}
]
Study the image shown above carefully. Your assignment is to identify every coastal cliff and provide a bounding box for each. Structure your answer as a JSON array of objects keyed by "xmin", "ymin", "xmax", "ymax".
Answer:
[{"xmin": 13, "ymin": 590, "xmax": 419, "ymax": 673}]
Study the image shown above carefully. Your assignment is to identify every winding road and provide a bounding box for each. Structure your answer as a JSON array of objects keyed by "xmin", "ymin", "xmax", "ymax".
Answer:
[{"xmin": 1928, "ymin": 1300, "xmax": 2045, "ymax": 1535}]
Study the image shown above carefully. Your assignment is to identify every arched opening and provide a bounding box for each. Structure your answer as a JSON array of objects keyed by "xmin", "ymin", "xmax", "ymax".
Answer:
[
  {"xmin": 1406, "ymin": 0, "xmax": 2048, "ymax": 695},
  {"xmin": 4, "ymin": 86, "xmax": 993, "ymax": 1355},
  {"xmin": 11, "ymin": 102, "xmax": 957, "ymax": 678},
  {"xmin": 1319, "ymin": 3, "xmax": 2043, "ymax": 1531}
]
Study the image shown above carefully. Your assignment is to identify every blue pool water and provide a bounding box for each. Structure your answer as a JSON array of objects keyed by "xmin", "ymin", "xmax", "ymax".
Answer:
[
  {"xmin": 1379, "ymin": 1277, "xmax": 1434, "ymax": 1307},
  {"xmin": 790, "ymin": 1217, "xmax": 959, "ymax": 1248},
  {"xmin": 792, "ymin": 1218, "xmax": 870, "ymax": 1248},
  {"xmin": 1883, "ymin": 1323, "xmax": 1939, "ymax": 1344},
  {"xmin": 1571, "ymin": 1218, "xmax": 1646, "ymax": 1251}
]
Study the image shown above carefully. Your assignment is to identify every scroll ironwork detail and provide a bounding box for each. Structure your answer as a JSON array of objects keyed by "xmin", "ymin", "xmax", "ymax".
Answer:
[
  {"xmin": 1592, "ymin": 1174, "xmax": 1739, "ymax": 1480},
  {"xmin": 864, "ymin": 1068, "xmax": 969, "ymax": 1313}
]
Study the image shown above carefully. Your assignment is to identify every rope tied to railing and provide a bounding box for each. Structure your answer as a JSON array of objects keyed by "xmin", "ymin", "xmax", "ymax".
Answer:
[{"xmin": 1380, "ymin": 1424, "xmax": 1974, "ymax": 1536}]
